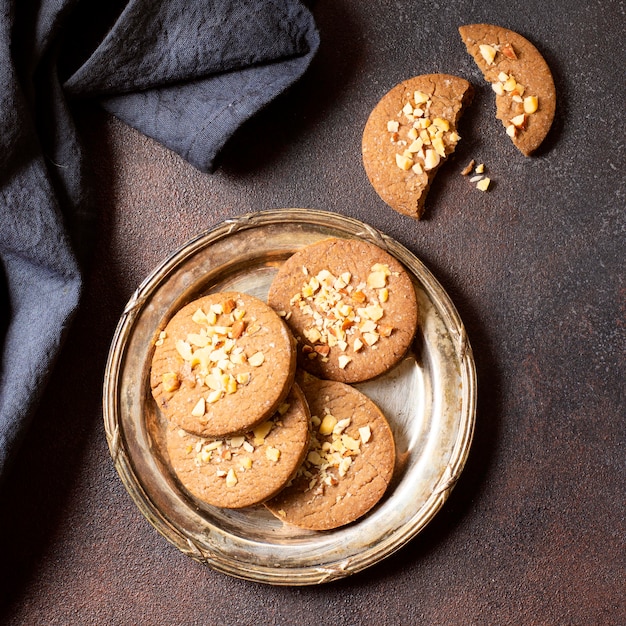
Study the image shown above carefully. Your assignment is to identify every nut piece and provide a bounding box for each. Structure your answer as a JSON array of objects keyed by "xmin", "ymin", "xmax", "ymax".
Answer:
[
  {"xmin": 191, "ymin": 397, "xmax": 206, "ymax": 417},
  {"xmin": 248, "ymin": 351, "xmax": 265, "ymax": 367},
  {"xmin": 319, "ymin": 413, "xmax": 338, "ymax": 435},
  {"xmin": 511, "ymin": 114, "xmax": 527, "ymax": 128},
  {"xmin": 395, "ymin": 153, "xmax": 413, "ymax": 171},
  {"xmin": 461, "ymin": 159, "xmax": 475, "ymax": 176},
  {"xmin": 338, "ymin": 355, "xmax": 352, "ymax": 369},
  {"xmin": 225, "ymin": 468, "xmax": 238, "ymax": 487},
  {"xmin": 253, "ymin": 420, "xmax": 273, "ymax": 443},
  {"xmin": 423, "ymin": 149, "xmax": 440, "ymax": 171},
  {"xmin": 266, "ymin": 447, "xmax": 281, "ymax": 462},
  {"xmin": 501, "ymin": 42, "xmax": 517, "ymax": 60},
  {"xmin": 479, "ymin": 43, "xmax": 497, "ymax": 64},
  {"xmin": 359, "ymin": 425, "xmax": 372, "ymax": 443},
  {"xmin": 162, "ymin": 372, "xmax": 180, "ymax": 392},
  {"xmin": 524, "ymin": 95, "xmax": 539, "ymax": 114},
  {"xmin": 476, "ymin": 177, "xmax": 491, "ymax": 191}
]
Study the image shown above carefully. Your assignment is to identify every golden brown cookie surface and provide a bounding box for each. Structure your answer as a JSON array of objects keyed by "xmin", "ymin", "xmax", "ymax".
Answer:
[
  {"xmin": 459, "ymin": 24, "xmax": 556, "ymax": 156},
  {"xmin": 150, "ymin": 291, "xmax": 296, "ymax": 438},
  {"xmin": 362, "ymin": 73, "xmax": 473, "ymax": 219},
  {"xmin": 166, "ymin": 384, "xmax": 310, "ymax": 509},
  {"xmin": 265, "ymin": 375, "xmax": 395, "ymax": 530},
  {"xmin": 267, "ymin": 238, "xmax": 418, "ymax": 383}
]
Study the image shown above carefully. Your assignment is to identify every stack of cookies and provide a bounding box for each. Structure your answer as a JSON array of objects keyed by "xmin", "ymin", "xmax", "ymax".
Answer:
[{"xmin": 150, "ymin": 237, "xmax": 419, "ymax": 530}]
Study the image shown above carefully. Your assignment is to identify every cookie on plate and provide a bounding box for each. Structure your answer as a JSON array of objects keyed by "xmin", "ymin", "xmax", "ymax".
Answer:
[
  {"xmin": 167, "ymin": 384, "xmax": 310, "ymax": 509},
  {"xmin": 265, "ymin": 374, "xmax": 396, "ymax": 530},
  {"xmin": 267, "ymin": 237, "xmax": 418, "ymax": 384},
  {"xmin": 459, "ymin": 23, "xmax": 556, "ymax": 156},
  {"xmin": 151, "ymin": 291, "xmax": 296, "ymax": 438},
  {"xmin": 362, "ymin": 73, "xmax": 474, "ymax": 219}
]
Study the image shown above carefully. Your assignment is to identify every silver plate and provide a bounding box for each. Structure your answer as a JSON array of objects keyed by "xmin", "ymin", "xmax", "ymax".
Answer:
[{"xmin": 103, "ymin": 208, "xmax": 476, "ymax": 585}]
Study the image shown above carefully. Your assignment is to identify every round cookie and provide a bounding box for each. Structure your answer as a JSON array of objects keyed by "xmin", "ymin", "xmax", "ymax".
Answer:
[
  {"xmin": 265, "ymin": 374, "xmax": 395, "ymax": 530},
  {"xmin": 267, "ymin": 237, "xmax": 418, "ymax": 383},
  {"xmin": 151, "ymin": 291, "xmax": 296, "ymax": 438},
  {"xmin": 362, "ymin": 73, "xmax": 474, "ymax": 219},
  {"xmin": 167, "ymin": 384, "xmax": 310, "ymax": 509},
  {"xmin": 459, "ymin": 24, "xmax": 556, "ymax": 156}
]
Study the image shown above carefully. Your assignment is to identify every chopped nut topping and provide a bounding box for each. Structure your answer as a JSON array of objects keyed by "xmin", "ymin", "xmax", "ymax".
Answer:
[
  {"xmin": 291, "ymin": 264, "xmax": 395, "ymax": 370},
  {"xmin": 183, "ymin": 409, "xmax": 289, "ymax": 473},
  {"xmin": 388, "ymin": 90, "xmax": 459, "ymax": 174},
  {"xmin": 488, "ymin": 69, "xmax": 539, "ymax": 136},
  {"xmin": 163, "ymin": 297, "xmax": 269, "ymax": 406},
  {"xmin": 294, "ymin": 414, "xmax": 372, "ymax": 494}
]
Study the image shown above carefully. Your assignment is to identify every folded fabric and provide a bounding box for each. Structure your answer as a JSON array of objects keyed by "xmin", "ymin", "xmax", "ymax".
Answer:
[{"xmin": 0, "ymin": 0, "xmax": 319, "ymax": 480}]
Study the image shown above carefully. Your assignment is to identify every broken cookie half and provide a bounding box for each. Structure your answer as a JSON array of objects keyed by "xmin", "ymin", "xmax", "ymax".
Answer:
[
  {"xmin": 459, "ymin": 23, "xmax": 556, "ymax": 156},
  {"xmin": 362, "ymin": 73, "xmax": 473, "ymax": 219}
]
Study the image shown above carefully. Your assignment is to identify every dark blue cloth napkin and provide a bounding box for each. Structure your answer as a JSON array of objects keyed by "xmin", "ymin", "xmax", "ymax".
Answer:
[{"xmin": 0, "ymin": 0, "xmax": 319, "ymax": 479}]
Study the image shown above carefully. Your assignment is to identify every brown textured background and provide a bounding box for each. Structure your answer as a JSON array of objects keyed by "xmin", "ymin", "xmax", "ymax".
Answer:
[{"xmin": 1, "ymin": 1, "xmax": 624, "ymax": 624}]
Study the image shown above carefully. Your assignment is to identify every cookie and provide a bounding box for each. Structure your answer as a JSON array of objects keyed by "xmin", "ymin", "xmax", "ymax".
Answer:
[
  {"xmin": 459, "ymin": 24, "xmax": 556, "ymax": 156},
  {"xmin": 150, "ymin": 291, "xmax": 296, "ymax": 438},
  {"xmin": 265, "ymin": 374, "xmax": 395, "ymax": 530},
  {"xmin": 167, "ymin": 384, "xmax": 310, "ymax": 509},
  {"xmin": 362, "ymin": 73, "xmax": 474, "ymax": 219},
  {"xmin": 267, "ymin": 238, "xmax": 418, "ymax": 383}
]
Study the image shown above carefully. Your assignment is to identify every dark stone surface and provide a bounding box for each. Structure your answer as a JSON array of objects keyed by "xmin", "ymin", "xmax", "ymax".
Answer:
[{"xmin": 1, "ymin": 1, "xmax": 624, "ymax": 624}]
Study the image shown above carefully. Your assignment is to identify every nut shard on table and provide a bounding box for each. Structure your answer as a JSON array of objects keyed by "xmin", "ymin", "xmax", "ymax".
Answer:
[
  {"xmin": 362, "ymin": 73, "xmax": 474, "ymax": 219},
  {"xmin": 459, "ymin": 23, "xmax": 556, "ymax": 156}
]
